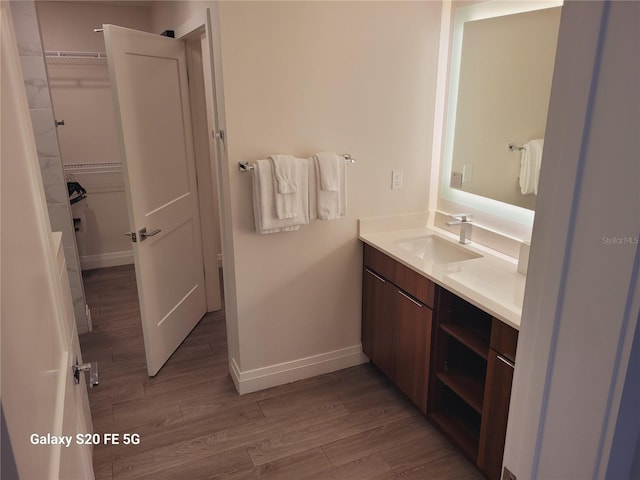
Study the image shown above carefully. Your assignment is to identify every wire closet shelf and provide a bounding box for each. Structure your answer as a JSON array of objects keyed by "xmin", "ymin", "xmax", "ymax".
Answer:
[
  {"xmin": 45, "ymin": 50, "xmax": 107, "ymax": 65},
  {"xmin": 64, "ymin": 162, "xmax": 124, "ymax": 194}
]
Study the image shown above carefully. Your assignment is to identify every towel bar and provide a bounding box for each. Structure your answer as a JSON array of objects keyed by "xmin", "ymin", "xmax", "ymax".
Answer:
[
  {"xmin": 507, "ymin": 143, "xmax": 526, "ymax": 152},
  {"xmin": 239, "ymin": 154, "xmax": 356, "ymax": 172}
]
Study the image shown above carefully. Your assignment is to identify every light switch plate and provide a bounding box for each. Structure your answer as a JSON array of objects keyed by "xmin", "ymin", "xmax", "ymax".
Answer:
[{"xmin": 450, "ymin": 171, "xmax": 463, "ymax": 189}]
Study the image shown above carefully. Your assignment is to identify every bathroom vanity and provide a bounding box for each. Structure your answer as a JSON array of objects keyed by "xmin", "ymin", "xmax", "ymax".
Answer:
[
  {"xmin": 360, "ymin": 224, "xmax": 524, "ymax": 480},
  {"xmin": 357, "ymin": 2, "xmax": 560, "ymax": 477}
]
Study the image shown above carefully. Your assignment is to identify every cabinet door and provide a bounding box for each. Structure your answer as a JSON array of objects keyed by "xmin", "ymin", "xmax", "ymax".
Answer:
[
  {"xmin": 478, "ymin": 349, "xmax": 515, "ymax": 480},
  {"xmin": 362, "ymin": 268, "xmax": 394, "ymax": 379},
  {"xmin": 392, "ymin": 289, "xmax": 432, "ymax": 414}
]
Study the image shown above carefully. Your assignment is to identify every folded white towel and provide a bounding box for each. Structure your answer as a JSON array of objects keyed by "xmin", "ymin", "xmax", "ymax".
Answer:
[
  {"xmin": 314, "ymin": 152, "xmax": 340, "ymax": 191},
  {"xmin": 519, "ymin": 139, "xmax": 544, "ymax": 195},
  {"xmin": 308, "ymin": 157, "xmax": 318, "ymax": 220},
  {"xmin": 311, "ymin": 152, "xmax": 346, "ymax": 220},
  {"xmin": 252, "ymin": 159, "xmax": 309, "ymax": 234},
  {"xmin": 339, "ymin": 158, "xmax": 347, "ymax": 217},
  {"xmin": 268, "ymin": 154, "xmax": 298, "ymax": 194},
  {"xmin": 268, "ymin": 155, "xmax": 299, "ymax": 219}
]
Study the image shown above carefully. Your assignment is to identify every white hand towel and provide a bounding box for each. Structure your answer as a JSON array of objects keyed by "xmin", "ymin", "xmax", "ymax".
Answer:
[
  {"xmin": 312, "ymin": 152, "xmax": 345, "ymax": 220},
  {"xmin": 309, "ymin": 153, "xmax": 347, "ymax": 220},
  {"xmin": 314, "ymin": 152, "xmax": 340, "ymax": 191},
  {"xmin": 252, "ymin": 159, "xmax": 309, "ymax": 234},
  {"xmin": 519, "ymin": 139, "xmax": 544, "ymax": 195},
  {"xmin": 531, "ymin": 139, "xmax": 543, "ymax": 195},
  {"xmin": 268, "ymin": 155, "xmax": 299, "ymax": 219},
  {"xmin": 268, "ymin": 154, "xmax": 298, "ymax": 194},
  {"xmin": 339, "ymin": 157, "xmax": 347, "ymax": 216},
  {"xmin": 308, "ymin": 157, "xmax": 318, "ymax": 220}
]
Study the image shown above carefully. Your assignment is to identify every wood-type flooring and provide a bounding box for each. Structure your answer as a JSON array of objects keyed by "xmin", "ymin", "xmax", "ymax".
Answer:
[{"xmin": 80, "ymin": 265, "xmax": 483, "ymax": 480}]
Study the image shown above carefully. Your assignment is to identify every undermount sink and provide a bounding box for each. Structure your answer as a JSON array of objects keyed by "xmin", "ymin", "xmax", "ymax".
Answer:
[{"xmin": 396, "ymin": 235, "xmax": 482, "ymax": 264}]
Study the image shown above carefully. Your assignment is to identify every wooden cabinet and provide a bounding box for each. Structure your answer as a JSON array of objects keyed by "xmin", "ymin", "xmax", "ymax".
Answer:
[
  {"xmin": 477, "ymin": 319, "xmax": 518, "ymax": 480},
  {"xmin": 362, "ymin": 268, "xmax": 394, "ymax": 379},
  {"xmin": 392, "ymin": 289, "xmax": 432, "ymax": 412},
  {"xmin": 429, "ymin": 289, "xmax": 519, "ymax": 480},
  {"xmin": 362, "ymin": 243, "xmax": 518, "ymax": 479},
  {"xmin": 362, "ymin": 244, "xmax": 433, "ymax": 413}
]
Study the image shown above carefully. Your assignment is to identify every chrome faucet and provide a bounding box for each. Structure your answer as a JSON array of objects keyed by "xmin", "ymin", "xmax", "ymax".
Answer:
[{"xmin": 446, "ymin": 214, "xmax": 473, "ymax": 244}]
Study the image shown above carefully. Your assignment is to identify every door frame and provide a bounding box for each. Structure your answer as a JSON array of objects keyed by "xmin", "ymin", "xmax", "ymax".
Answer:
[
  {"xmin": 183, "ymin": 26, "xmax": 223, "ymax": 313},
  {"xmin": 167, "ymin": 7, "xmax": 239, "ymax": 379},
  {"xmin": 163, "ymin": 11, "xmax": 224, "ymax": 315}
]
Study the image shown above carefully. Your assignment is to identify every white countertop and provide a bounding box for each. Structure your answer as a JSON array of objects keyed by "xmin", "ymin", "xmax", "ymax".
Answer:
[{"xmin": 359, "ymin": 226, "xmax": 525, "ymax": 330}]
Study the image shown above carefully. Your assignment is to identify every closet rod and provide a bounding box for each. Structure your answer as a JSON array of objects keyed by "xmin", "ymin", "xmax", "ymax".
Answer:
[{"xmin": 239, "ymin": 154, "xmax": 356, "ymax": 172}]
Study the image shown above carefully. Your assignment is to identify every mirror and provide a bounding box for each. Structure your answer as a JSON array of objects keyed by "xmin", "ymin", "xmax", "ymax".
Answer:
[{"xmin": 439, "ymin": 1, "xmax": 562, "ymax": 223}]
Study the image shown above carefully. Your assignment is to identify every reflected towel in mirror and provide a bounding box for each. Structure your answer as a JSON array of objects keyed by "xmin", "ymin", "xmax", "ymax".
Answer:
[{"xmin": 519, "ymin": 139, "xmax": 544, "ymax": 195}]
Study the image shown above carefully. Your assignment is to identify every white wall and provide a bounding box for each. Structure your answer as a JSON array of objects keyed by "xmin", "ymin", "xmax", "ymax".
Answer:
[
  {"xmin": 150, "ymin": 0, "xmax": 443, "ymax": 391},
  {"xmin": 37, "ymin": 2, "xmax": 152, "ymax": 51},
  {"xmin": 36, "ymin": 2, "xmax": 152, "ymax": 269},
  {"xmin": 214, "ymin": 1, "xmax": 442, "ymax": 391},
  {"xmin": 504, "ymin": 1, "xmax": 640, "ymax": 478},
  {"xmin": 150, "ymin": 0, "xmax": 206, "ymax": 34}
]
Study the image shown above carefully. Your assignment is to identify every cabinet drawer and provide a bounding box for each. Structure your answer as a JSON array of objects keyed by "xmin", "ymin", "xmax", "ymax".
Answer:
[
  {"xmin": 364, "ymin": 244, "xmax": 435, "ymax": 307},
  {"xmin": 490, "ymin": 318, "xmax": 518, "ymax": 362}
]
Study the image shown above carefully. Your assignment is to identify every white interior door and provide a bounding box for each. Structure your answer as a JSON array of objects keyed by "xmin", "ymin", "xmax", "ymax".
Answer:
[
  {"xmin": 2, "ymin": 5, "xmax": 93, "ymax": 477},
  {"xmin": 103, "ymin": 25, "xmax": 207, "ymax": 376}
]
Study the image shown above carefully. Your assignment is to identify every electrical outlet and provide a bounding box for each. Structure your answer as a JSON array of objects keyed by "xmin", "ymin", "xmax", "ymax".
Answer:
[
  {"xmin": 392, "ymin": 170, "xmax": 403, "ymax": 190},
  {"xmin": 450, "ymin": 171, "xmax": 463, "ymax": 189}
]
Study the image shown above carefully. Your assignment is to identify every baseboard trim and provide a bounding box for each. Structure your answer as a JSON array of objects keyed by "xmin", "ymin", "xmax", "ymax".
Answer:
[
  {"xmin": 80, "ymin": 251, "xmax": 133, "ymax": 271},
  {"xmin": 230, "ymin": 345, "xmax": 368, "ymax": 395}
]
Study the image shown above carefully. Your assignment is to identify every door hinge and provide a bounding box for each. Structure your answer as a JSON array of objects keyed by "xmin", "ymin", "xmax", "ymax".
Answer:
[
  {"xmin": 213, "ymin": 130, "xmax": 225, "ymax": 141},
  {"xmin": 73, "ymin": 359, "xmax": 99, "ymax": 387}
]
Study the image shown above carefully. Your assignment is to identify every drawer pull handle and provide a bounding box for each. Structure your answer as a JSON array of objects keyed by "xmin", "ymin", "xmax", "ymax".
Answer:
[
  {"xmin": 497, "ymin": 354, "xmax": 515, "ymax": 369},
  {"xmin": 365, "ymin": 269, "xmax": 386, "ymax": 284},
  {"xmin": 397, "ymin": 290, "xmax": 423, "ymax": 307}
]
